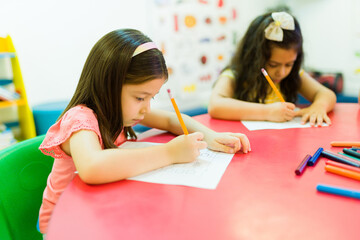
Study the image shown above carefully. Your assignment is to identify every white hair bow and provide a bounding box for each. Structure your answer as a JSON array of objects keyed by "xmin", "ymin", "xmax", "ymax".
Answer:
[{"xmin": 264, "ymin": 12, "xmax": 295, "ymax": 42}]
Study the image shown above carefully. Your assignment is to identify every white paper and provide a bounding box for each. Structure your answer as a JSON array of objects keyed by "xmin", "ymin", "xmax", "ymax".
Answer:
[
  {"xmin": 241, "ymin": 117, "xmax": 328, "ymax": 131},
  {"xmin": 120, "ymin": 141, "xmax": 234, "ymax": 189}
]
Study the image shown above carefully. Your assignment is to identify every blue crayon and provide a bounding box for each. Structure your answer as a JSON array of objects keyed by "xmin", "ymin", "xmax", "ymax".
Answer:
[
  {"xmin": 317, "ymin": 184, "xmax": 360, "ymax": 200},
  {"xmin": 307, "ymin": 147, "xmax": 324, "ymax": 166}
]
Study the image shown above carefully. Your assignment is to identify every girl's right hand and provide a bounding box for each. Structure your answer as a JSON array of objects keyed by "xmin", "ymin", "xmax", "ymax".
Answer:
[
  {"xmin": 166, "ymin": 132, "xmax": 208, "ymax": 164},
  {"xmin": 265, "ymin": 102, "xmax": 296, "ymax": 122}
]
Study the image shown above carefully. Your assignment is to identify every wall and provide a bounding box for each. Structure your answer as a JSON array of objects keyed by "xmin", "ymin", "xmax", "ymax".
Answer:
[
  {"xmin": 0, "ymin": 0, "xmax": 274, "ymax": 111},
  {"xmin": 283, "ymin": 0, "xmax": 360, "ymax": 96},
  {"xmin": 4, "ymin": 0, "xmax": 355, "ymax": 113},
  {"xmin": 0, "ymin": 0, "xmax": 150, "ymax": 106}
]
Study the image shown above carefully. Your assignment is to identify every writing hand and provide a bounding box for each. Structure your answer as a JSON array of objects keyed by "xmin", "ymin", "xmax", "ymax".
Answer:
[{"xmin": 166, "ymin": 132, "xmax": 207, "ymax": 164}]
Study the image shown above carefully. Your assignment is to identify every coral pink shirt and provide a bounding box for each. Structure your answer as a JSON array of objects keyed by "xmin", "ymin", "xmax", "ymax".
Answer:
[{"xmin": 38, "ymin": 105, "xmax": 126, "ymax": 233}]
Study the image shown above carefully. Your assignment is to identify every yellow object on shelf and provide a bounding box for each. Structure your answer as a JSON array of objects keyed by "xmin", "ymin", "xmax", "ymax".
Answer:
[{"xmin": 0, "ymin": 35, "xmax": 36, "ymax": 140}]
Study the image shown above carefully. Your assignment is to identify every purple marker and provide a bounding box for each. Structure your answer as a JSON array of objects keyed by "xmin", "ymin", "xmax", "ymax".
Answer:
[{"xmin": 295, "ymin": 154, "xmax": 312, "ymax": 175}]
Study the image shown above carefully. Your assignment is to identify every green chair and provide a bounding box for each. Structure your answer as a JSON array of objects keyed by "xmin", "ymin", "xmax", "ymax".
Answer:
[{"xmin": 0, "ymin": 135, "xmax": 53, "ymax": 240}]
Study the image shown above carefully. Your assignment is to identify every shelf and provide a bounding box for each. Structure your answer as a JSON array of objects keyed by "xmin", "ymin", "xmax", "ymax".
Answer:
[
  {"xmin": 0, "ymin": 52, "xmax": 15, "ymax": 58},
  {"xmin": 0, "ymin": 79, "xmax": 13, "ymax": 85},
  {"xmin": 0, "ymin": 99, "xmax": 25, "ymax": 108}
]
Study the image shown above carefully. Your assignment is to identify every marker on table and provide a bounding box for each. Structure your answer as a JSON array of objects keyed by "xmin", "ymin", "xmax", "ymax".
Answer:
[
  {"xmin": 167, "ymin": 89, "xmax": 188, "ymax": 135},
  {"xmin": 307, "ymin": 147, "xmax": 324, "ymax": 166},
  {"xmin": 295, "ymin": 154, "xmax": 311, "ymax": 175},
  {"xmin": 325, "ymin": 160, "xmax": 360, "ymax": 174},
  {"xmin": 343, "ymin": 148, "xmax": 360, "ymax": 160},
  {"xmin": 321, "ymin": 150, "xmax": 360, "ymax": 168},
  {"xmin": 330, "ymin": 141, "xmax": 360, "ymax": 147},
  {"xmin": 261, "ymin": 68, "xmax": 285, "ymax": 102},
  {"xmin": 325, "ymin": 165, "xmax": 360, "ymax": 181},
  {"xmin": 316, "ymin": 184, "xmax": 360, "ymax": 200}
]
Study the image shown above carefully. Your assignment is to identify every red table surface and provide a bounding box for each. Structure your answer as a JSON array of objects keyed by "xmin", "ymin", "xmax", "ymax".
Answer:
[{"xmin": 47, "ymin": 103, "xmax": 360, "ymax": 240}]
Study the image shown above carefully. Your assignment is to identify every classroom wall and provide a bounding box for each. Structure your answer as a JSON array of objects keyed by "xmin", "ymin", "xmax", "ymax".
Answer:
[
  {"xmin": 283, "ymin": 0, "xmax": 360, "ymax": 96},
  {"xmin": 1, "ymin": 0, "xmax": 357, "ymax": 113}
]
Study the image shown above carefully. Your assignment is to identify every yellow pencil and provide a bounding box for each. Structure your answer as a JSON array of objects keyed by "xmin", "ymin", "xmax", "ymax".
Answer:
[
  {"xmin": 261, "ymin": 68, "xmax": 285, "ymax": 102},
  {"xmin": 167, "ymin": 89, "xmax": 189, "ymax": 135}
]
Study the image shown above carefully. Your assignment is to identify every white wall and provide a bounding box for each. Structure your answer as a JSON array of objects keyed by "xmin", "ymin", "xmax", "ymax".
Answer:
[
  {"xmin": 0, "ymin": 0, "xmax": 150, "ymax": 106},
  {"xmin": 2, "ymin": 0, "xmax": 356, "ymax": 112},
  {"xmin": 283, "ymin": 0, "xmax": 360, "ymax": 96},
  {"xmin": 0, "ymin": 0, "xmax": 274, "ymax": 111}
]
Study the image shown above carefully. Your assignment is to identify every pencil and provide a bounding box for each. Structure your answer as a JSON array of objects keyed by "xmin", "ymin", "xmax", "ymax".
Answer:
[
  {"xmin": 167, "ymin": 89, "xmax": 189, "ymax": 135},
  {"xmin": 261, "ymin": 68, "xmax": 285, "ymax": 102},
  {"xmin": 330, "ymin": 141, "xmax": 360, "ymax": 147}
]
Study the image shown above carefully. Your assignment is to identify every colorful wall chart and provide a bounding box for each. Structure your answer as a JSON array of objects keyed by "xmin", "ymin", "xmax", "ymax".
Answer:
[{"xmin": 149, "ymin": 0, "xmax": 242, "ymax": 110}]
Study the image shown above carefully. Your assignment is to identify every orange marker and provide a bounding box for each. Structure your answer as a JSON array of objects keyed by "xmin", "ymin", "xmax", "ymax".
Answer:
[
  {"xmin": 167, "ymin": 89, "xmax": 188, "ymax": 135},
  {"xmin": 330, "ymin": 141, "xmax": 360, "ymax": 147},
  {"xmin": 261, "ymin": 68, "xmax": 285, "ymax": 102},
  {"xmin": 325, "ymin": 160, "xmax": 360, "ymax": 174},
  {"xmin": 325, "ymin": 164, "xmax": 360, "ymax": 181}
]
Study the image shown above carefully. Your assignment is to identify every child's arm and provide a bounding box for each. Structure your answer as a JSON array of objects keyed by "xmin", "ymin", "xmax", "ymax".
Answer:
[
  {"xmin": 141, "ymin": 109, "xmax": 251, "ymax": 154},
  {"xmin": 208, "ymin": 75, "xmax": 296, "ymax": 122},
  {"xmin": 62, "ymin": 130, "xmax": 207, "ymax": 184},
  {"xmin": 296, "ymin": 71, "xmax": 337, "ymax": 126}
]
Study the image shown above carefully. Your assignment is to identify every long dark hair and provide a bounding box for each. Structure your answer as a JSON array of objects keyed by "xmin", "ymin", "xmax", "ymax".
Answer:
[
  {"xmin": 59, "ymin": 29, "xmax": 168, "ymax": 149},
  {"xmin": 229, "ymin": 12, "xmax": 303, "ymax": 103}
]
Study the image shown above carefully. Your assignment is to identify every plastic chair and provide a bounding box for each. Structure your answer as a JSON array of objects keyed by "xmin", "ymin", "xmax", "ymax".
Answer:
[{"xmin": 0, "ymin": 135, "xmax": 53, "ymax": 240}]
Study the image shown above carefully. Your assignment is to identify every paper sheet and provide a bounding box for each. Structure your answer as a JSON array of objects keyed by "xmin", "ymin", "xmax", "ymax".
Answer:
[
  {"xmin": 120, "ymin": 141, "xmax": 234, "ymax": 189},
  {"xmin": 241, "ymin": 117, "xmax": 328, "ymax": 131}
]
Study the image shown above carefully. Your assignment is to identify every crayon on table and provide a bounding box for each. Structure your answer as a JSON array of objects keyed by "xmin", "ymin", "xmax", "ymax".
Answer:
[
  {"xmin": 307, "ymin": 147, "xmax": 324, "ymax": 166},
  {"xmin": 330, "ymin": 141, "xmax": 360, "ymax": 147},
  {"xmin": 321, "ymin": 150, "xmax": 360, "ymax": 168},
  {"xmin": 261, "ymin": 68, "xmax": 285, "ymax": 102},
  {"xmin": 167, "ymin": 89, "xmax": 189, "ymax": 135},
  {"xmin": 325, "ymin": 165, "xmax": 360, "ymax": 181},
  {"xmin": 325, "ymin": 160, "xmax": 360, "ymax": 174},
  {"xmin": 316, "ymin": 184, "xmax": 360, "ymax": 200},
  {"xmin": 343, "ymin": 148, "xmax": 360, "ymax": 160},
  {"xmin": 338, "ymin": 152, "xmax": 360, "ymax": 161},
  {"xmin": 295, "ymin": 154, "xmax": 311, "ymax": 175}
]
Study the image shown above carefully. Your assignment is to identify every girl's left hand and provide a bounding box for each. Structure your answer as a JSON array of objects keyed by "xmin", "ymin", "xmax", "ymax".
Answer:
[
  {"xmin": 204, "ymin": 132, "xmax": 251, "ymax": 154},
  {"xmin": 295, "ymin": 104, "xmax": 331, "ymax": 127}
]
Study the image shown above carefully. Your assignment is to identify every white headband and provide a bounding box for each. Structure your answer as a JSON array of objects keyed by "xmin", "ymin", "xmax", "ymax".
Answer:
[
  {"xmin": 264, "ymin": 12, "xmax": 295, "ymax": 42},
  {"xmin": 132, "ymin": 42, "xmax": 158, "ymax": 57}
]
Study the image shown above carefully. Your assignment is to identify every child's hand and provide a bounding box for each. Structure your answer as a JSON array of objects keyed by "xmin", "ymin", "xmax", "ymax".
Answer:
[
  {"xmin": 204, "ymin": 132, "xmax": 251, "ymax": 154},
  {"xmin": 295, "ymin": 104, "xmax": 331, "ymax": 126},
  {"xmin": 166, "ymin": 132, "xmax": 207, "ymax": 164},
  {"xmin": 265, "ymin": 102, "xmax": 296, "ymax": 122}
]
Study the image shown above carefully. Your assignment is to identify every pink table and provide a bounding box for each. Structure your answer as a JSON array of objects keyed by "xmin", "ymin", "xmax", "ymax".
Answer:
[{"xmin": 47, "ymin": 103, "xmax": 360, "ymax": 240}]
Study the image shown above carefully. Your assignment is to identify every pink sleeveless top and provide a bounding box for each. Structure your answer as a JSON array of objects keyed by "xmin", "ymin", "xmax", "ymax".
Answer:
[{"xmin": 38, "ymin": 105, "xmax": 126, "ymax": 233}]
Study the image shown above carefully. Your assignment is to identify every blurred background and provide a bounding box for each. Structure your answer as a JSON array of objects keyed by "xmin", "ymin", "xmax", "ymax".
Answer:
[{"xmin": 0, "ymin": 0, "xmax": 359, "ymax": 144}]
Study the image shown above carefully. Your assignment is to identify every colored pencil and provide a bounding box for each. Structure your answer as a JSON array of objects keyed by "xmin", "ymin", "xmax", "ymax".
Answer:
[
  {"xmin": 325, "ymin": 165, "xmax": 360, "ymax": 181},
  {"xmin": 317, "ymin": 184, "xmax": 360, "ymax": 200},
  {"xmin": 261, "ymin": 68, "xmax": 285, "ymax": 102},
  {"xmin": 167, "ymin": 89, "xmax": 188, "ymax": 135}
]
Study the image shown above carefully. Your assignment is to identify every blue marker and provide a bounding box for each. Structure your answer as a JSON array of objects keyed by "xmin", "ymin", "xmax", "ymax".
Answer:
[
  {"xmin": 317, "ymin": 184, "xmax": 360, "ymax": 200},
  {"xmin": 307, "ymin": 147, "xmax": 324, "ymax": 166}
]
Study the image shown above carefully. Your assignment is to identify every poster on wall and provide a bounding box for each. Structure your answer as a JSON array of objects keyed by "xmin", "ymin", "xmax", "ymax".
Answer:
[{"xmin": 148, "ymin": 0, "xmax": 242, "ymax": 111}]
